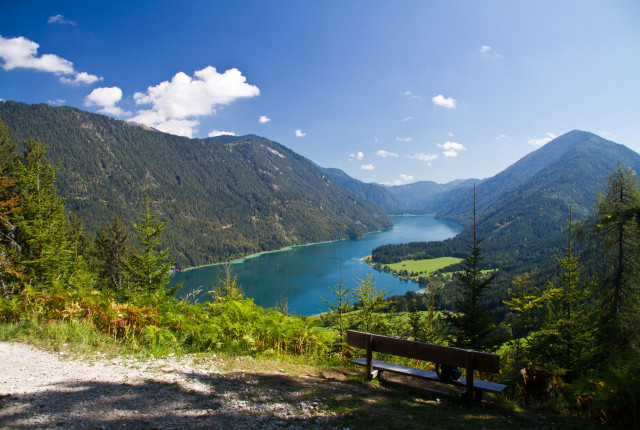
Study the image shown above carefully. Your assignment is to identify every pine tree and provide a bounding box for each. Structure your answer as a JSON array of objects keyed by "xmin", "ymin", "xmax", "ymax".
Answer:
[
  {"xmin": 15, "ymin": 138, "xmax": 72, "ymax": 288},
  {"xmin": 320, "ymin": 266, "xmax": 353, "ymax": 338},
  {"xmin": 526, "ymin": 206, "xmax": 594, "ymax": 377},
  {"xmin": 447, "ymin": 184, "xmax": 498, "ymax": 351},
  {"xmin": 211, "ymin": 262, "xmax": 243, "ymax": 302},
  {"xmin": 124, "ymin": 194, "xmax": 173, "ymax": 300},
  {"xmin": 95, "ymin": 216, "xmax": 130, "ymax": 295},
  {"xmin": 409, "ymin": 279, "xmax": 444, "ymax": 344},
  {"xmin": 0, "ymin": 116, "xmax": 22, "ymax": 296},
  {"xmin": 0, "ymin": 114, "xmax": 19, "ymax": 179},
  {"xmin": 594, "ymin": 163, "xmax": 640, "ymax": 351},
  {"xmin": 352, "ymin": 275, "xmax": 388, "ymax": 333}
]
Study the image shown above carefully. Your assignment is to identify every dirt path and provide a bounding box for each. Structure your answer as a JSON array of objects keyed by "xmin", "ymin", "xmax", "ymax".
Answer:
[{"xmin": 0, "ymin": 342, "xmax": 358, "ymax": 429}]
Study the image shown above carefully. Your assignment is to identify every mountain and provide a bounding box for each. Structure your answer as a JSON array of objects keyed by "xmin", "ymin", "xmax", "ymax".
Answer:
[
  {"xmin": 0, "ymin": 101, "xmax": 392, "ymax": 267},
  {"xmin": 319, "ymin": 167, "xmax": 405, "ymax": 213},
  {"xmin": 436, "ymin": 130, "xmax": 621, "ymax": 223},
  {"xmin": 372, "ymin": 130, "xmax": 640, "ymax": 298},
  {"xmin": 320, "ymin": 168, "xmax": 478, "ymax": 214},
  {"xmin": 386, "ymin": 179, "xmax": 478, "ymax": 213}
]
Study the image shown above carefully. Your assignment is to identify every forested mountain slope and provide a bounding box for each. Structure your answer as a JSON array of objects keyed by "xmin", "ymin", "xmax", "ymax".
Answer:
[
  {"xmin": 321, "ymin": 168, "xmax": 478, "ymax": 214},
  {"xmin": 0, "ymin": 101, "xmax": 391, "ymax": 267},
  {"xmin": 373, "ymin": 130, "xmax": 640, "ymax": 278},
  {"xmin": 437, "ymin": 130, "xmax": 618, "ymax": 223},
  {"xmin": 320, "ymin": 167, "xmax": 405, "ymax": 213},
  {"xmin": 387, "ymin": 179, "xmax": 477, "ymax": 213}
]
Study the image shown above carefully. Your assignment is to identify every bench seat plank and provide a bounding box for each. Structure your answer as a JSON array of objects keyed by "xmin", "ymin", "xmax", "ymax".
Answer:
[{"xmin": 352, "ymin": 357, "xmax": 507, "ymax": 394}]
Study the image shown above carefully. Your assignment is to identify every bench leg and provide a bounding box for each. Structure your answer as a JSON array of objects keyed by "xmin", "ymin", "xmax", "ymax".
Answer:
[
  {"xmin": 366, "ymin": 334, "xmax": 374, "ymax": 380},
  {"xmin": 474, "ymin": 390, "xmax": 482, "ymax": 402},
  {"xmin": 465, "ymin": 350, "xmax": 474, "ymax": 402}
]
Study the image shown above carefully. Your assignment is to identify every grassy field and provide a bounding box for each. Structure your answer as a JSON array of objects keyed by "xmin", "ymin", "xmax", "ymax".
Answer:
[{"xmin": 382, "ymin": 257, "xmax": 462, "ymax": 279}]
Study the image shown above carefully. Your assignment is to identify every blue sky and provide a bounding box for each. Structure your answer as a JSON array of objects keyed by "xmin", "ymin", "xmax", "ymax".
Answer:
[{"xmin": 1, "ymin": 1, "xmax": 639, "ymax": 185}]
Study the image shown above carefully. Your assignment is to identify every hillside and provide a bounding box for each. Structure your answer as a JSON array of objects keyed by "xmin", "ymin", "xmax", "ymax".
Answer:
[
  {"xmin": 387, "ymin": 179, "xmax": 478, "ymax": 213},
  {"xmin": 436, "ymin": 130, "xmax": 622, "ymax": 223},
  {"xmin": 372, "ymin": 130, "xmax": 640, "ymax": 286},
  {"xmin": 0, "ymin": 101, "xmax": 392, "ymax": 267},
  {"xmin": 321, "ymin": 168, "xmax": 478, "ymax": 214},
  {"xmin": 320, "ymin": 167, "xmax": 405, "ymax": 213}
]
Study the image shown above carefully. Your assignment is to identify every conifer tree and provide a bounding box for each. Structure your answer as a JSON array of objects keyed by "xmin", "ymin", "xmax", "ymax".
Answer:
[
  {"xmin": 353, "ymin": 275, "xmax": 388, "ymax": 333},
  {"xmin": 0, "ymin": 115, "xmax": 19, "ymax": 179},
  {"xmin": 594, "ymin": 163, "xmax": 640, "ymax": 351},
  {"xmin": 447, "ymin": 184, "xmax": 498, "ymax": 351},
  {"xmin": 211, "ymin": 262, "xmax": 243, "ymax": 302},
  {"xmin": 320, "ymin": 266, "xmax": 352, "ymax": 338},
  {"xmin": 95, "ymin": 216, "xmax": 130, "ymax": 295},
  {"xmin": 0, "ymin": 117, "xmax": 22, "ymax": 296},
  {"xmin": 15, "ymin": 138, "xmax": 72, "ymax": 288},
  {"xmin": 526, "ymin": 206, "xmax": 594, "ymax": 376},
  {"xmin": 124, "ymin": 194, "xmax": 173, "ymax": 300}
]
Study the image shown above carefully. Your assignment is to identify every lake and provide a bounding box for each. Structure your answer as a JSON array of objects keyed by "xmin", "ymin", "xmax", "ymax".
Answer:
[{"xmin": 170, "ymin": 215, "xmax": 462, "ymax": 315}]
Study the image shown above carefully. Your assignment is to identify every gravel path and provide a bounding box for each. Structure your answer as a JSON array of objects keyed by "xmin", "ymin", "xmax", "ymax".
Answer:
[{"xmin": 0, "ymin": 342, "xmax": 358, "ymax": 429}]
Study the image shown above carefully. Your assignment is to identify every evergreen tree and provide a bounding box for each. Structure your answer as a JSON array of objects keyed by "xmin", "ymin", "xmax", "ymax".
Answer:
[
  {"xmin": 594, "ymin": 163, "xmax": 640, "ymax": 351},
  {"xmin": 211, "ymin": 262, "xmax": 243, "ymax": 302},
  {"xmin": 320, "ymin": 266, "xmax": 353, "ymax": 338},
  {"xmin": 352, "ymin": 275, "xmax": 388, "ymax": 333},
  {"xmin": 447, "ymin": 184, "xmax": 498, "ymax": 351},
  {"xmin": 15, "ymin": 138, "xmax": 72, "ymax": 288},
  {"xmin": 409, "ymin": 279, "xmax": 444, "ymax": 344},
  {"xmin": 124, "ymin": 194, "xmax": 173, "ymax": 300},
  {"xmin": 0, "ymin": 116, "xmax": 22, "ymax": 297},
  {"xmin": 526, "ymin": 206, "xmax": 594, "ymax": 377},
  {"xmin": 95, "ymin": 216, "xmax": 130, "ymax": 295},
  {"xmin": 0, "ymin": 114, "xmax": 19, "ymax": 179}
]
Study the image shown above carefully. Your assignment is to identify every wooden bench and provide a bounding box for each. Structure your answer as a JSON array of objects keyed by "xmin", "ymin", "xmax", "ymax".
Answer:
[{"xmin": 346, "ymin": 330, "xmax": 507, "ymax": 401}]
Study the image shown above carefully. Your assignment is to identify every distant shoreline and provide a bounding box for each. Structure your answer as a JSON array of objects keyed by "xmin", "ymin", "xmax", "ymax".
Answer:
[{"xmin": 176, "ymin": 214, "xmax": 439, "ymax": 272}]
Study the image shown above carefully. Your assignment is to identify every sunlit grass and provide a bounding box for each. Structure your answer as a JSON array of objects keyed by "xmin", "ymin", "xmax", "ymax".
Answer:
[{"xmin": 382, "ymin": 257, "xmax": 462, "ymax": 279}]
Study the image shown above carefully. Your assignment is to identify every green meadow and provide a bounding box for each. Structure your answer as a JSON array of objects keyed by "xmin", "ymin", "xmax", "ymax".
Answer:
[{"xmin": 379, "ymin": 257, "xmax": 462, "ymax": 279}]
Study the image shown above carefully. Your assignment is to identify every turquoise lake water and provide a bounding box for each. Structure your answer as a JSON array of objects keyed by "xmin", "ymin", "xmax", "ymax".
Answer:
[{"xmin": 170, "ymin": 215, "xmax": 462, "ymax": 315}]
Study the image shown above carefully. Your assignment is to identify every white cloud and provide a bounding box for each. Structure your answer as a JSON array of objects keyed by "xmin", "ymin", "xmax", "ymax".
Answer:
[
  {"xmin": 295, "ymin": 129, "xmax": 306, "ymax": 138},
  {"xmin": 437, "ymin": 141, "xmax": 467, "ymax": 157},
  {"xmin": 60, "ymin": 71, "xmax": 102, "ymax": 85},
  {"xmin": 396, "ymin": 136, "xmax": 413, "ymax": 142},
  {"xmin": 0, "ymin": 35, "xmax": 74, "ymax": 74},
  {"xmin": 408, "ymin": 153, "xmax": 439, "ymax": 162},
  {"xmin": 528, "ymin": 132, "xmax": 557, "ymax": 146},
  {"xmin": 478, "ymin": 45, "xmax": 503, "ymax": 59},
  {"xmin": 48, "ymin": 14, "xmax": 77, "ymax": 26},
  {"xmin": 0, "ymin": 35, "xmax": 102, "ymax": 85},
  {"xmin": 376, "ymin": 150, "xmax": 398, "ymax": 158},
  {"xmin": 402, "ymin": 116, "xmax": 414, "ymax": 122},
  {"xmin": 349, "ymin": 151, "xmax": 364, "ymax": 160},
  {"xmin": 448, "ymin": 132, "xmax": 455, "ymax": 137},
  {"xmin": 130, "ymin": 66, "xmax": 260, "ymax": 138},
  {"xmin": 208, "ymin": 130, "xmax": 236, "ymax": 137},
  {"xmin": 383, "ymin": 174, "xmax": 416, "ymax": 186},
  {"xmin": 361, "ymin": 164, "xmax": 375, "ymax": 171},
  {"xmin": 259, "ymin": 115, "xmax": 271, "ymax": 123},
  {"xmin": 84, "ymin": 87, "xmax": 130, "ymax": 116},
  {"xmin": 47, "ymin": 98, "xmax": 65, "ymax": 106},
  {"xmin": 403, "ymin": 90, "xmax": 422, "ymax": 100},
  {"xmin": 496, "ymin": 134, "xmax": 509, "ymax": 140},
  {"xmin": 432, "ymin": 94, "xmax": 456, "ymax": 109}
]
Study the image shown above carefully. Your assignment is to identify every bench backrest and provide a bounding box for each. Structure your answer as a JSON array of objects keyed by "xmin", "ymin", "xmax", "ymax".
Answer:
[{"xmin": 346, "ymin": 330, "xmax": 500, "ymax": 373}]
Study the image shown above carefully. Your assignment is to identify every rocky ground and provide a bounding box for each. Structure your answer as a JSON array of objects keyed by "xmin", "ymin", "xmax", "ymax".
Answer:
[
  {"xmin": 0, "ymin": 342, "xmax": 365, "ymax": 429},
  {"xmin": 0, "ymin": 341, "xmax": 592, "ymax": 430}
]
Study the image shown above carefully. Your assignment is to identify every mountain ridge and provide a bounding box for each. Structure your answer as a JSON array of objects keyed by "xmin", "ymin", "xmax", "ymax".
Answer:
[
  {"xmin": 371, "ymin": 130, "xmax": 640, "ymax": 301},
  {"xmin": 0, "ymin": 101, "xmax": 392, "ymax": 267}
]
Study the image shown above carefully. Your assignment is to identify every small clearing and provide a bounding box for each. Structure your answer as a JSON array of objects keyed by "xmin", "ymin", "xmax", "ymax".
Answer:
[{"xmin": 0, "ymin": 341, "xmax": 589, "ymax": 429}]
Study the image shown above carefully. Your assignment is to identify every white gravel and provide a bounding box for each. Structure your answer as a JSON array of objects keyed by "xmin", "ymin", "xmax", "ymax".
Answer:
[{"xmin": 0, "ymin": 342, "xmax": 356, "ymax": 429}]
